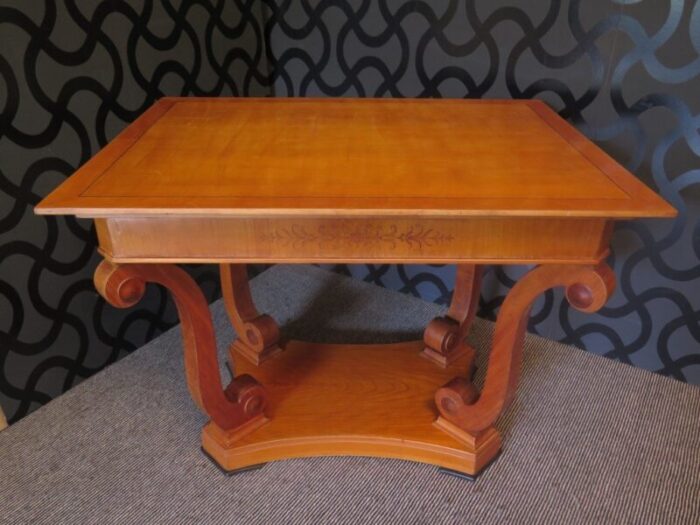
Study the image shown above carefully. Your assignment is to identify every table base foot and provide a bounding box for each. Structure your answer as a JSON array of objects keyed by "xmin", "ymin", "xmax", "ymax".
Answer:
[
  {"xmin": 438, "ymin": 449, "xmax": 502, "ymax": 481},
  {"xmin": 201, "ymin": 339, "xmax": 501, "ymax": 477},
  {"xmin": 229, "ymin": 338, "xmax": 282, "ymax": 366},
  {"xmin": 420, "ymin": 344, "xmax": 476, "ymax": 369},
  {"xmin": 201, "ymin": 447, "xmax": 267, "ymax": 476}
]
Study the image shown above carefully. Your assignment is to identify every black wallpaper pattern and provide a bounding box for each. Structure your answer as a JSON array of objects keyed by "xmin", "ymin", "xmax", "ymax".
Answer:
[
  {"xmin": 261, "ymin": 0, "xmax": 700, "ymax": 383},
  {"xmin": 1, "ymin": 1, "xmax": 699, "ymax": 423},
  {"xmin": 0, "ymin": 1, "xmax": 269, "ymax": 422}
]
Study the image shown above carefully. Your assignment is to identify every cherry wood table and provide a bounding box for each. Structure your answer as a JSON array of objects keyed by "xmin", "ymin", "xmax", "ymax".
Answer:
[{"xmin": 36, "ymin": 97, "xmax": 675, "ymax": 478}]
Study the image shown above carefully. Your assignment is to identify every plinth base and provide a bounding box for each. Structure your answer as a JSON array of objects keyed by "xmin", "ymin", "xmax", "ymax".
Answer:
[{"xmin": 201, "ymin": 340, "xmax": 501, "ymax": 477}]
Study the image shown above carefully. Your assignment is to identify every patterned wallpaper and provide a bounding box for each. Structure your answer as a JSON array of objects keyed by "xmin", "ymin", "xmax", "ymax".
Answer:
[
  {"xmin": 1, "ymin": 0, "xmax": 698, "ymax": 423},
  {"xmin": 0, "ymin": 1, "xmax": 268, "ymax": 422},
  {"xmin": 263, "ymin": 0, "xmax": 700, "ymax": 382}
]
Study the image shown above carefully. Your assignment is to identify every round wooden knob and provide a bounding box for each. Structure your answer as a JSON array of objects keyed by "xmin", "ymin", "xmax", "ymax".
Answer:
[
  {"xmin": 564, "ymin": 264, "xmax": 616, "ymax": 313},
  {"xmin": 94, "ymin": 260, "xmax": 146, "ymax": 308},
  {"xmin": 243, "ymin": 314, "xmax": 280, "ymax": 352},
  {"xmin": 566, "ymin": 283, "xmax": 593, "ymax": 309},
  {"xmin": 435, "ymin": 377, "xmax": 479, "ymax": 420},
  {"xmin": 424, "ymin": 317, "xmax": 460, "ymax": 354},
  {"xmin": 226, "ymin": 374, "xmax": 267, "ymax": 417},
  {"xmin": 116, "ymin": 277, "xmax": 146, "ymax": 306}
]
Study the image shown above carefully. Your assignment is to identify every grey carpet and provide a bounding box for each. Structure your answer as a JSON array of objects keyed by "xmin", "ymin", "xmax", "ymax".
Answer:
[{"xmin": 1, "ymin": 265, "xmax": 698, "ymax": 525}]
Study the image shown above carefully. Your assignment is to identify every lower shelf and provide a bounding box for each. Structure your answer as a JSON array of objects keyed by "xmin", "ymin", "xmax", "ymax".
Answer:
[{"xmin": 201, "ymin": 339, "xmax": 501, "ymax": 476}]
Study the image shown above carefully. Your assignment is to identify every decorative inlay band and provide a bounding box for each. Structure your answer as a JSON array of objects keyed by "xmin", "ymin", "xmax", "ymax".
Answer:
[{"xmin": 261, "ymin": 223, "xmax": 454, "ymax": 249}]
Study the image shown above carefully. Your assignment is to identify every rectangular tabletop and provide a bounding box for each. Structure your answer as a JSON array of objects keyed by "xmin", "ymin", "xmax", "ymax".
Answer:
[
  {"xmin": 35, "ymin": 97, "xmax": 675, "ymax": 264},
  {"xmin": 36, "ymin": 97, "xmax": 673, "ymax": 219}
]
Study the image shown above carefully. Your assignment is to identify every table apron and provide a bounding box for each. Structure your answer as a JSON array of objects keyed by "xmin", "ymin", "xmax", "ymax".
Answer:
[{"xmin": 95, "ymin": 216, "xmax": 612, "ymax": 264}]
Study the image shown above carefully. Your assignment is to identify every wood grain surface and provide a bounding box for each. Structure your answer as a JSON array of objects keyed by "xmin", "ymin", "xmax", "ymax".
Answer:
[
  {"xmin": 93, "ymin": 260, "xmax": 268, "ymax": 433},
  {"xmin": 36, "ymin": 97, "xmax": 674, "ymax": 219},
  {"xmin": 93, "ymin": 215, "xmax": 613, "ymax": 264},
  {"xmin": 203, "ymin": 339, "xmax": 501, "ymax": 475},
  {"xmin": 436, "ymin": 263, "xmax": 616, "ymax": 434}
]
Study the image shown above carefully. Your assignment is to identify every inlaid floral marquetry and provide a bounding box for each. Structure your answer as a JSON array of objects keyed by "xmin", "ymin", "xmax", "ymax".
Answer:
[
  {"xmin": 93, "ymin": 215, "xmax": 615, "ymax": 263},
  {"xmin": 261, "ymin": 223, "xmax": 454, "ymax": 249}
]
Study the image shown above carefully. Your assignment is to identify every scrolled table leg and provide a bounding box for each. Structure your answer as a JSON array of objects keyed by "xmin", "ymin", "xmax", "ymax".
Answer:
[
  {"xmin": 423, "ymin": 265, "xmax": 484, "ymax": 367},
  {"xmin": 220, "ymin": 264, "xmax": 281, "ymax": 365},
  {"xmin": 435, "ymin": 263, "xmax": 615, "ymax": 435},
  {"xmin": 94, "ymin": 260, "xmax": 268, "ymax": 433}
]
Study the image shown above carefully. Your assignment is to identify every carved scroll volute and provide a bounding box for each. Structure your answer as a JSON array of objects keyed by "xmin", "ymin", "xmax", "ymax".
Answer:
[
  {"xmin": 423, "ymin": 265, "xmax": 483, "ymax": 366},
  {"xmin": 220, "ymin": 264, "xmax": 281, "ymax": 365},
  {"xmin": 436, "ymin": 263, "xmax": 615, "ymax": 434},
  {"xmin": 95, "ymin": 260, "xmax": 267, "ymax": 431}
]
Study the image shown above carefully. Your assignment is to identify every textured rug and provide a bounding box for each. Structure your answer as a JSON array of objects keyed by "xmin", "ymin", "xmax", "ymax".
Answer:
[{"xmin": 1, "ymin": 265, "xmax": 698, "ymax": 524}]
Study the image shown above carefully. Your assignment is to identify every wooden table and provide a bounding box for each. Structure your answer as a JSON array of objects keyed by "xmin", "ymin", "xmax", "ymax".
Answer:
[{"xmin": 36, "ymin": 98, "xmax": 674, "ymax": 478}]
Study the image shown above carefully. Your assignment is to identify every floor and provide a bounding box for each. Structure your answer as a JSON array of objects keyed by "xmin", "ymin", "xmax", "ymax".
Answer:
[{"xmin": 1, "ymin": 265, "xmax": 698, "ymax": 524}]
